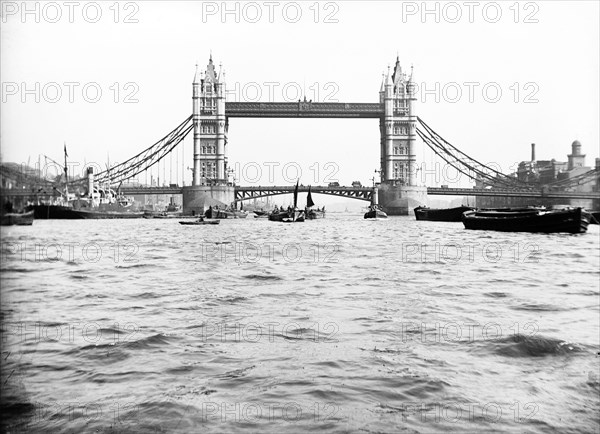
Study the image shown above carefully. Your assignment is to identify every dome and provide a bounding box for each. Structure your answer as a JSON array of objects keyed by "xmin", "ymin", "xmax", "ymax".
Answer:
[{"xmin": 572, "ymin": 140, "xmax": 581, "ymax": 147}]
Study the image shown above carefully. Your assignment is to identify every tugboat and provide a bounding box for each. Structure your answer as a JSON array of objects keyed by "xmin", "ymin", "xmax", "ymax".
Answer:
[{"xmin": 364, "ymin": 204, "xmax": 388, "ymax": 219}]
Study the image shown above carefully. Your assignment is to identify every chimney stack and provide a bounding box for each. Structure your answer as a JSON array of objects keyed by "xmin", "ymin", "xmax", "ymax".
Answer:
[
  {"xmin": 531, "ymin": 143, "xmax": 536, "ymax": 162},
  {"xmin": 87, "ymin": 167, "xmax": 94, "ymax": 198}
]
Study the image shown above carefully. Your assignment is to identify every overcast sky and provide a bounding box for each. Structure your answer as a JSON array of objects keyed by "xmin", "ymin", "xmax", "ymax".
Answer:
[{"xmin": 1, "ymin": 0, "xmax": 598, "ymax": 188}]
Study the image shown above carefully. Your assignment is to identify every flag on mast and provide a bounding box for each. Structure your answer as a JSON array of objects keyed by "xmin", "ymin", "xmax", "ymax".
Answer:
[{"xmin": 64, "ymin": 142, "xmax": 68, "ymax": 158}]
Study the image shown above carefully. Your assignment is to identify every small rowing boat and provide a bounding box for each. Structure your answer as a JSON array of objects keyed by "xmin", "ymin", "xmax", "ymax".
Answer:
[{"xmin": 179, "ymin": 219, "xmax": 220, "ymax": 226}]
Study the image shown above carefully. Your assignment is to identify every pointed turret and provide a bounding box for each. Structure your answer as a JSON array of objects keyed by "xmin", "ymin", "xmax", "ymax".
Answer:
[
  {"xmin": 379, "ymin": 72, "xmax": 385, "ymax": 92},
  {"xmin": 205, "ymin": 55, "xmax": 218, "ymax": 83},
  {"xmin": 218, "ymin": 62, "xmax": 223, "ymax": 81},
  {"xmin": 193, "ymin": 63, "xmax": 201, "ymax": 84},
  {"xmin": 385, "ymin": 65, "xmax": 392, "ymax": 87}
]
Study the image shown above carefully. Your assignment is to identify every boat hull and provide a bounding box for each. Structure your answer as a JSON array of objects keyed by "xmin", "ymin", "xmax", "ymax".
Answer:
[
  {"xmin": 144, "ymin": 211, "xmax": 183, "ymax": 219},
  {"xmin": 306, "ymin": 210, "xmax": 326, "ymax": 220},
  {"xmin": 31, "ymin": 204, "xmax": 143, "ymax": 219},
  {"xmin": 179, "ymin": 220, "xmax": 220, "ymax": 225},
  {"xmin": 364, "ymin": 210, "xmax": 388, "ymax": 219},
  {"xmin": 206, "ymin": 209, "xmax": 248, "ymax": 219},
  {"xmin": 414, "ymin": 206, "xmax": 474, "ymax": 222},
  {"xmin": 269, "ymin": 210, "xmax": 305, "ymax": 222},
  {"xmin": 1, "ymin": 211, "xmax": 34, "ymax": 226},
  {"xmin": 462, "ymin": 208, "xmax": 591, "ymax": 234}
]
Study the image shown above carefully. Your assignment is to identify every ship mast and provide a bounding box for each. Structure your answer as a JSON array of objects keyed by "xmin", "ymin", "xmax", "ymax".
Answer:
[{"xmin": 63, "ymin": 142, "xmax": 69, "ymax": 199}]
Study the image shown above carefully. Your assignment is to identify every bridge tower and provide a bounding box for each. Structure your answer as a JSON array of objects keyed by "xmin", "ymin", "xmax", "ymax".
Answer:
[
  {"xmin": 378, "ymin": 57, "xmax": 427, "ymax": 214},
  {"xmin": 184, "ymin": 55, "xmax": 234, "ymax": 214},
  {"xmin": 193, "ymin": 55, "xmax": 227, "ymax": 185}
]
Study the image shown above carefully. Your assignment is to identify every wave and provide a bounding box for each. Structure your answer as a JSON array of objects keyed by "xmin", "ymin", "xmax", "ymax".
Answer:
[
  {"xmin": 510, "ymin": 302, "xmax": 574, "ymax": 312},
  {"xmin": 243, "ymin": 274, "xmax": 283, "ymax": 281},
  {"xmin": 115, "ymin": 263, "xmax": 151, "ymax": 269},
  {"xmin": 491, "ymin": 334, "xmax": 585, "ymax": 357},
  {"xmin": 484, "ymin": 291, "xmax": 509, "ymax": 298}
]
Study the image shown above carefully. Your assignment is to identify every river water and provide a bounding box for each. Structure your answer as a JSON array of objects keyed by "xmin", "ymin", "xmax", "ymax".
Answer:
[{"xmin": 1, "ymin": 215, "xmax": 599, "ymax": 433}]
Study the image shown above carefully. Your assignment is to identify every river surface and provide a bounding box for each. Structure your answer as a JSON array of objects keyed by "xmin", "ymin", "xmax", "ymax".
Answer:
[{"xmin": 1, "ymin": 215, "xmax": 599, "ymax": 433}]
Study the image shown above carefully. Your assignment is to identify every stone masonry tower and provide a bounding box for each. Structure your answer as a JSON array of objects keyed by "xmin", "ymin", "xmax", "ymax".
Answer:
[
  {"xmin": 184, "ymin": 55, "xmax": 234, "ymax": 215},
  {"xmin": 192, "ymin": 55, "xmax": 227, "ymax": 186},
  {"xmin": 377, "ymin": 56, "xmax": 427, "ymax": 214},
  {"xmin": 379, "ymin": 56, "xmax": 417, "ymax": 185}
]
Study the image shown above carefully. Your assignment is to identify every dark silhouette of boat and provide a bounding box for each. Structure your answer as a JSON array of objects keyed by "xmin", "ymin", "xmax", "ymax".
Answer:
[
  {"xmin": 1, "ymin": 210, "xmax": 34, "ymax": 226},
  {"xmin": 31, "ymin": 147, "xmax": 143, "ymax": 219},
  {"xmin": 269, "ymin": 181, "xmax": 305, "ymax": 222},
  {"xmin": 414, "ymin": 205, "xmax": 474, "ymax": 222},
  {"xmin": 269, "ymin": 207, "xmax": 305, "ymax": 222},
  {"xmin": 364, "ymin": 205, "xmax": 387, "ymax": 219},
  {"xmin": 32, "ymin": 202, "xmax": 143, "ymax": 219},
  {"xmin": 179, "ymin": 218, "xmax": 220, "ymax": 225},
  {"xmin": 143, "ymin": 210, "xmax": 183, "ymax": 219},
  {"xmin": 306, "ymin": 208, "xmax": 326, "ymax": 219},
  {"xmin": 305, "ymin": 186, "xmax": 325, "ymax": 219},
  {"xmin": 462, "ymin": 207, "xmax": 591, "ymax": 233},
  {"xmin": 205, "ymin": 206, "xmax": 247, "ymax": 219}
]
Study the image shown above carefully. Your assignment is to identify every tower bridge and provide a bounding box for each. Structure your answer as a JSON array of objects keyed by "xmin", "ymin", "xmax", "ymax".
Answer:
[
  {"xmin": 5, "ymin": 185, "xmax": 597, "ymax": 202},
  {"xmin": 186, "ymin": 54, "xmax": 423, "ymax": 215},
  {"xmin": 3, "ymin": 54, "xmax": 599, "ymax": 212}
]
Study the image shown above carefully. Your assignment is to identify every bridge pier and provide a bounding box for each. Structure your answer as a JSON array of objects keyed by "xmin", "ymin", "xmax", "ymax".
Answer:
[
  {"xmin": 378, "ymin": 183, "xmax": 428, "ymax": 215},
  {"xmin": 182, "ymin": 185, "xmax": 235, "ymax": 216}
]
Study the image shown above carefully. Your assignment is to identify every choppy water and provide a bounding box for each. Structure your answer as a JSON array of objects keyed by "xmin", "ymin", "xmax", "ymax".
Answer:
[{"xmin": 1, "ymin": 215, "xmax": 599, "ymax": 433}]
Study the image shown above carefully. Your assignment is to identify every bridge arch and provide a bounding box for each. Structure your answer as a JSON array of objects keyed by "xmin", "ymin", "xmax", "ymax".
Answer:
[{"xmin": 235, "ymin": 185, "xmax": 373, "ymax": 203}]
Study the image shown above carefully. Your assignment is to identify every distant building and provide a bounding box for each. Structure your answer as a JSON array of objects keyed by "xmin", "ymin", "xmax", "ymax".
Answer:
[{"xmin": 476, "ymin": 140, "xmax": 598, "ymax": 209}]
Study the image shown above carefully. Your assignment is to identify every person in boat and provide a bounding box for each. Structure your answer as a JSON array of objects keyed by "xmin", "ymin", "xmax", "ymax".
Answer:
[
  {"xmin": 205, "ymin": 205, "xmax": 213, "ymax": 219},
  {"xmin": 280, "ymin": 206, "xmax": 285, "ymax": 212}
]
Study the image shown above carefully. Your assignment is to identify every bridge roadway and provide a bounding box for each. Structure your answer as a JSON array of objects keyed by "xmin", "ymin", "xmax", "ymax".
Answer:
[{"xmin": 3, "ymin": 186, "xmax": 598, "ymax": 201}]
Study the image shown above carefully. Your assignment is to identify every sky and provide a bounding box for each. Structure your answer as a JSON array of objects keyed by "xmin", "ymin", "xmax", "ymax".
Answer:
[{"xmin": 1, "ymin": 0, "xmax": 599, "ymax": 191}]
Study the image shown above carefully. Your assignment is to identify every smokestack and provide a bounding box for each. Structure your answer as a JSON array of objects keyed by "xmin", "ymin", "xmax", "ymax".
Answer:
[
  {"xmin": 87, "ymin": 167, "xmax": 94, "ymax": 198},
  {"xmin": 531, "ymin": 143, "xmax": 536, "ymax": 162}
]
